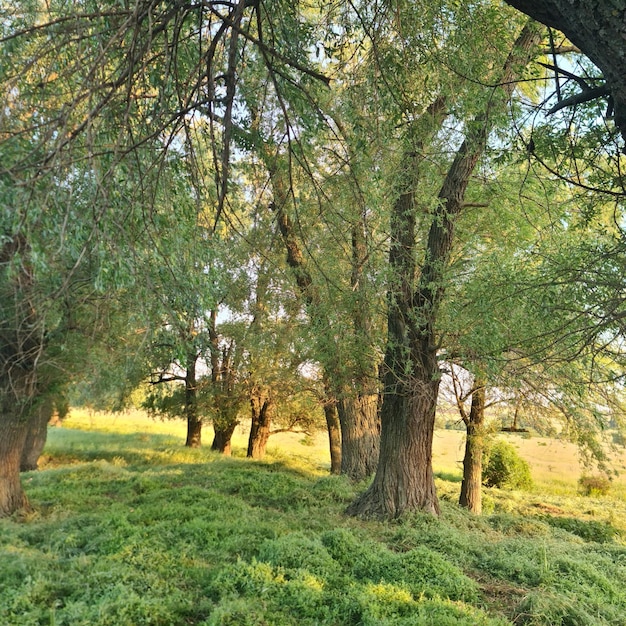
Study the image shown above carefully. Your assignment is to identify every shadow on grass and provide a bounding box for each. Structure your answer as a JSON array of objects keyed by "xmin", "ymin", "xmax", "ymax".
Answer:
[
  {"xmin": 436, "ymin": 471, "xmax": 463, "ymax": 483},
  {"xmin": 41, "ymin": 427, "xmax": 193, "ymax": 467}
]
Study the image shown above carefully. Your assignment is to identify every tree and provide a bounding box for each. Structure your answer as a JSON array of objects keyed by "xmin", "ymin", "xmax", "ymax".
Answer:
[
  {"xmin": 347, "ymin": 19, "xmax": 542, "ymax": 518},
  {"xmin": 243, "ymin": 117, "xmax": 383, "ymax": 479},
  {"xmin": 505, "ymin": 0, "xmax": 626, "ymax": 144}
]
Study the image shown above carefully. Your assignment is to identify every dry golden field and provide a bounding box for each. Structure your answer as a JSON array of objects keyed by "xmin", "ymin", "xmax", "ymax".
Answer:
[{"xmin": 61, "ymin": 408, "xmax": 626, "ymax": 494}]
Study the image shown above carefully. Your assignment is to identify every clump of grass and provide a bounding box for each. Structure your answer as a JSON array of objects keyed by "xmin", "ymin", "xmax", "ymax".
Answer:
[
  {"xmin": 513, "ymin": 591, "xmax": 599, "ymax": 625},
  {"xmin": 578, "ymin": 474, "xmax": 612, "ymax": 497},
  {"xmin": 540, "ymin": 515, "xmax": 619, "ymax": 543}
]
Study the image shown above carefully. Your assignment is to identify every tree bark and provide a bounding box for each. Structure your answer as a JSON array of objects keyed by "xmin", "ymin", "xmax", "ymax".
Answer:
[
  {"xmin": 211, "ymin": 422, "xmax": 237, "ymax": 455},
  {"xmin": 505, "ymin": 1, "xmax": 626, "ymax": 143},
  {"xmin": 208, "ymin": 309, "xmax": 241, "ymax": 455},
  {"xmin": 323, "ymin": 393, "xmax": 342, "ymax": 475},
  {"xmin": 346, "ymin": 367, "xmax": 440, "ymax": 518},
  {"xmin": 348, "ymin": 23, "xmax": 541, "ymax": 519},
  {"xmin": 247, "ymin": 388, "xmax": 273, "ymax": 459},
  {"xmin": 0, "ymin": 234, "xmax": 42, "ymax": 516},
  {"xmin": 0, "ymin": 413, "xmax": 31, "ymax": 517},
  {"xmin": 20, "ymin": 397, "xmax": 54, "ymax": 472},
  {"xmin": 185, "ymin": 414, "xmax": 203, "ymax": 448},
  {"xmin": 459, "ymin": 383, "xmax": 486, "ymax": 514},
  {"xmin": 338, "ymin": 393, "xmax": 380, "ymax": 480},
  {"xmin": 184, "ymin": 351, "xmax": 202, "ymax": 448}
]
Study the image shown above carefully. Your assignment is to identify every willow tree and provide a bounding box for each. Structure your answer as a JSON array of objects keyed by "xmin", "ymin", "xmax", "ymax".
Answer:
[
  {"xmin": 235, "ymin": 37, "xmax": 387, "ymax": 479},
  {"xmin": 505, "ymin": 0, "xmax": 626, "ymax": 144},
  {"xmin": 347, "ymin": 12, "xmax": 543, "ymax": 518}
]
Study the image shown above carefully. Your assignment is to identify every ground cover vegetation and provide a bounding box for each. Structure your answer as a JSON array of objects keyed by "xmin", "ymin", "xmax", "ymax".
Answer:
[
  {"xmin": 1, "ymin": 414, "xmax": 626, "ymax": 625},
  {"xmin": 2, "ymin": 0, "xmax": 626, "ymax": 620}
]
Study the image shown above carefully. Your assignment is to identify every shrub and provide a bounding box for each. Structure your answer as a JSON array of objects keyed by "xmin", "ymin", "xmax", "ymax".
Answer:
[
  {"xmin": 483, "ymin": 441, "xmax": 533, "ymax": 490},
  {"xmin": 577, "ymin": 474, "xmax": 611, "ymax": 497}
]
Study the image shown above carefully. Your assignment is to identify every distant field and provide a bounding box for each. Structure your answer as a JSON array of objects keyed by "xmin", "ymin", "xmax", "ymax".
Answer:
[
  {"xmin": 60, "ymin": 408, "xmax": 626, "ymax": 494},
  {"xmin": 433, "ymin": 429, "xmax": 626, "ymax": 494},
  {"xmin": 50, "ymin": 409, "xmax": 626, "ymax": 536}
]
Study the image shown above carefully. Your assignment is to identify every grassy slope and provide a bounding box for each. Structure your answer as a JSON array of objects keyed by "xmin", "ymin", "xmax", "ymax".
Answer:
[{"xmin": 0, "ymin": 411, "xmax": 625, "ymax": 625}]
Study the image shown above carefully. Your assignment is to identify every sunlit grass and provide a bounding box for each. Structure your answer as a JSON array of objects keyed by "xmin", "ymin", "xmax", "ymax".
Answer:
[{"xmin": 1, "ymin": 409, "xmax": 625, "ymax": 625}]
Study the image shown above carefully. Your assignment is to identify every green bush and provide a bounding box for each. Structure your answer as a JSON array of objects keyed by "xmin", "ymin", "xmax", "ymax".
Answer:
[
  {"xmin": 578, "ymin": 474, "xmax": 611, "ymax": 497},
  {"xmin": 483, "ymin": 441, "xmax": 533, "ymax": 490}
]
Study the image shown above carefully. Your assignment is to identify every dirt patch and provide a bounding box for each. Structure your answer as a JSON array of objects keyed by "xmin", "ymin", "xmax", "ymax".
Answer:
[
  {"xmin": 471, "ymin": 570, "xmax": 528, "ymax": 619},
  {"xmin": 531, "ymin": 502, "xmax": 566, "ymax": 516}
]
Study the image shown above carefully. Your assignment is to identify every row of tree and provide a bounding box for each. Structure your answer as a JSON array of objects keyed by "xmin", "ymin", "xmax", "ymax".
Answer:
[{"xmin": 1, "ymin": 0, "xmax": 626, "ymax": 519}]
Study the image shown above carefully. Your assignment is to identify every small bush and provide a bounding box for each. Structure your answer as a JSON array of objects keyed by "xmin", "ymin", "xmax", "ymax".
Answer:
[
  {"xmin": 483, "ymin": 441, "xmax": 533, "ymax": 490},
  {"xmin": 578, "ymin": 474, "xmax": 611, "ymax": 497}
]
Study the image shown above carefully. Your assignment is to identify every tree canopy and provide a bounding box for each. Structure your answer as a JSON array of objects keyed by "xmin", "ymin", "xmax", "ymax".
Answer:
[{"xmin": 2, "ymin": 0, "xmax": 626, "ymax": 518}]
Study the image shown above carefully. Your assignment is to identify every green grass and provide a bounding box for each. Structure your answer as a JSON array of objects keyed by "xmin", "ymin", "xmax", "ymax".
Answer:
[{"xmin": 1, "ymin": 412, "xmax": 626, "ymax": 625}]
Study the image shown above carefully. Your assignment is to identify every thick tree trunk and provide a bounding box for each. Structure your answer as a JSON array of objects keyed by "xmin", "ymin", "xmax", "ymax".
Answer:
[
  {"xmin": 0, "ymin": 235, "xmax": 45, "ymax": 515},
  {"xmin": 323, "ymin": 395, "xmax": 342, "ymax": 475},
  {"xmin": 338, "ymin": 393, "xmax": 380, "ymax": 480},
  {"xmin": 20, "ymin": 397, "xmax": 54, "ymax": 472},
  {"xmin": 459, "ymin": 384, "xmax": 486, "ymax": 514},
  {"xmin": 505, "ymin": 0, "xmax": 626, "ymax": 143},
  {"xmin": 0, "ymin": 413, "xmax": 31, "ymax": 517},
  {"xmin": 347, "ymin": 366, "xmax": 440, "ymax": 518},
  {"xmin": 247, "ymin": 389, "xmax": 273, "ymax": 460},
  {"xmin": 211, "ymin": 422, "xmax": 237, "ymax": 455},
  {"xmin": 185, "ymin": 414, "xmax": 203, "ymax": 448}
]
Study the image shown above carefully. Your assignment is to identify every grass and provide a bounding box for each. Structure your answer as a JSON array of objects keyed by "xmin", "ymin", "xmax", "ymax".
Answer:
[{"xmin": 1, "ymin": 410, "xmax": 625, "ymax": 625}]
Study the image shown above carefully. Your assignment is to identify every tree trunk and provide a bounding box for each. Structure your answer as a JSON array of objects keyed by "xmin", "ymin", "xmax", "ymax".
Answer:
[
  {"xmin": 459, "ymin": 383, "xmax": 486, "ymax": 514},
  {"xmin": 0, "ymin": 413, "xmax": 31, "ymax": 517},
  {"xmin": 1, "ymin": 235, "xmax": 39, "ymax": 515},
  {"xmin": 348, "ymin": 24, "xmax": 541, "ymax": 520},
  {"xmin": 505, "ymin": 0, "xmax": 626, "ymax": 143},
  {"xmin": 185, "ymin": 414, "xmax": 203, "ymax": 448},
  {"xmin": 20, "ymin": 397, "xmax": 54, "ymax": 472},
  {"xmin": 211, "ymin": 422, "xmax": 237, "ymax": 455},
  {"xmin": 347, "ymin": 361, "xmax": 440, "ymax": 518},
  {"xmin": 338, "ymin": 393, "xmax": 380, "ymax": 480},
  {"xmin": 268, "ymin": 149, "xmax": 380, "ymax": 481},
  {"xmin": 247, "ymin": 389, "xmax": 273, "ymax": 460},
  {"xmin": 184, "ymin": 352, "xmax": 201, "ymax": 448},
  {"xmin": 323, "ymin": 395, "xmax": 342, "ymax": 475}
]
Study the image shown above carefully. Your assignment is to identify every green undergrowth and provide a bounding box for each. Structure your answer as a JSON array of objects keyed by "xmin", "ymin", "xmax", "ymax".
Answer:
[{"xmin": 1, "ymin": 424, "xmax": 625, "ymax": 625}]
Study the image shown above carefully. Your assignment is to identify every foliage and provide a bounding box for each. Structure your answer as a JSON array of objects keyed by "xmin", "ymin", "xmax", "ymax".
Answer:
[
  {"xmin": 483, "ymin": 441, "xmax": 533, "ymax": 490},
  {"xmin": 540, "ymin": 516, "xmax": 619, "ymax": 544}
]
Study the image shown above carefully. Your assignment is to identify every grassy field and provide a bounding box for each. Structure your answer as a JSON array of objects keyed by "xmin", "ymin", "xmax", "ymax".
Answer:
[{"xmin": 1, "ymin": 410, "xmax": 626, "ymax": 625}]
